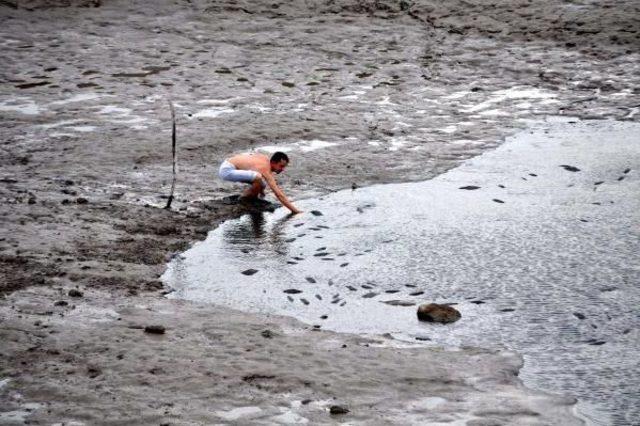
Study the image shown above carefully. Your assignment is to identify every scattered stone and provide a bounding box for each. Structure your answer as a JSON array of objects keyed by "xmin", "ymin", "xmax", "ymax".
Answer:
[
  {"xmin": 261, "ymin": 330, "xmax": 274, "ymax": 338},
  {"xmin": 459, "ymin": 185, "xmax": 480, "ymax": 190},
  {"xmin": 415, "ymin": 335, "xmax": 431, "ymax": 341},
  {"xmin": 594, "ymin": 181, "xmax": 604, "ymax": 185},
  {"xmin": 560, "ymin": 165, "xmax": 581, "ymax": 172},
  {"xmin": 305, "ymin": 277, "xmax": 316, "ymax": 283},
  {"xmin": 241, "ymin": 269, "xmax": 259, "ymax": 276},
  {"xmin": 320, "ymin": 315, "xmax": 328, "ymax": 320},
  {"xmin": 347, "ymin": 285, "xmax": 357, "ymax": 291},
  {"xmin": 500, "ymin": 308, "xmax": 515, "ymax": 312},
  {"xmin": 340, "ymin": 263, "xmax": 349, "ymax": 267},
  {"xmin": 361, "ymin": 284, "xmax": 373, "ymax": 289},
  {"xmin": 87, "ymin": 366, "xmax": 102, "ymax": 378},
  {"xmin": 68, "ymin": 289, "xmax": 83, "ymax": 298},
  {"xmin": 470, "ymin": 300, "xmax": 484, "ymax": 304},
  {"xmin": 54, "ymin": 300, "xmax": 68, "ymax": 307},
  {"xmin": 617, "ymin": 176, "xmax": 625, "ymax": 181},
  {"xmin": 362, "ymin": 292, "xmax": 379, "ymax": 298},
  {"xmin": 382, "ymin": 300, "xmax": 415, "ymax": 306},
  {"xmin": 282, "ymin": 81, "xmax": 295, "ymax": 88},
  {"xmin": 300, "ymin": 298, "xmax": 309, "ymax": 305},
  {"xmin": 623, "ymin": 168, "xmax": 631, "ymax": 174},
  {"xmin": 573, "ymin": 312, "xmax": 586, "ymax": 320},
  {"xmin": 492, "ymin": 199, "xmax": 505, "ymax": 203},
  {"xmin": 529, "ymin": 173, "xmax": 538, "ymax": 177},
  {"xmin": 385, "ymin": 289, "xmax": 400, "ymax": 294},
  {"xmin": 75, "ymin": 197, "xmax": 89, "ymax": 204},
  {"xmin": 330, "ymin": 405, "xmax": 350, "ymax": 415},
  {"xmin": 144, "ymin": 325, "xmax": 166, "ymax": 334},
  {"xmin": 287, "ymin": 296, "xmax": 294, "ymax": 302},
  {"xmin": 417, "ymin": 303, "xmax": 461, "ymax": 323},
  {"xmin": 409, "ymin": 291, "xmax": 424, "ymax": 296},
  {"xmin": 315, "ymin": 294, "xmax": 322, "ymax": 300},
  {"xmin": 284, "ymin": 289, "xmax": 302, "ymax": 294},
  {"xmin": 498, "ymin": 184, "xmax": 506, "ymax": 188},
  {"xmin": 310, "ymin": 210, "xmax": 323, "ymax": 216}
]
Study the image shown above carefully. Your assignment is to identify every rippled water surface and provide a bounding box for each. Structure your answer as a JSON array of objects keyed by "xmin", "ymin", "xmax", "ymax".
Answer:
[{"xmin": 164, "ymin": 120, "xmax": 640, "ymax": 424}]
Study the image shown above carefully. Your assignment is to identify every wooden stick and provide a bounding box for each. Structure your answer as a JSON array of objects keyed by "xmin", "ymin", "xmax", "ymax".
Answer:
[{"xmin": 165, "ymin": 99, "xmax": 177, "ymax": 209}]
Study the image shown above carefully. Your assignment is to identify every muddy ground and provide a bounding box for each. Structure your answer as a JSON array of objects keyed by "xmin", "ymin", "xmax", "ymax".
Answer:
[{"xmin": 1, "ymin": 0, "xmax": 638, "ymax": 424}]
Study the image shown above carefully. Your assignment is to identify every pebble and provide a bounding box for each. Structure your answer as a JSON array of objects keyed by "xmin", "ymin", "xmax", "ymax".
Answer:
[
  {"xmin": 330, "ymin": 405, "xmax": 350, "ymax": 415},
  {"xmin": 300, "ymin": 298, "xmax": 310, "ymax": 305},
  {"xmin": 560, "ymin": 165, "xmax": 581, "ymax": 172},
  {"xmin": 362, "ymin": 292, "xmax": 379, "ymax": 298},
  {"xmin": 459, "ymin": 185, "xmax": 481, "ymax": 190},
  {"xmin": 144, "ymin": 325, "xmax": 166, "ymax": 334},
  {"xmin": 68, "ymin": 289, "xmax": 83, "ymax": 297},
  {"xmin": 284, "ymin": 289, "xmax": 302, "ymax": 294},
  {"xmin": 381, "ymin": 300, "xmax": 415, "ymax": 306},
  {"xmin": 310, "ymin": 210, "xmax": 323, "ymax": 216},
  {"xmin": 492, "ymin": 199, "xmax": 505, "ymax": 203},
  {"xmin": 241, "ymin": 269, "xmax": 259, "ymax": 276},
  {"xmin": 305, "ymin": 277, "xmax": 316, "ymax": 283},
  {"xmin": 340, "ymin": 263, "xmax": 349, "ymax": 267}
]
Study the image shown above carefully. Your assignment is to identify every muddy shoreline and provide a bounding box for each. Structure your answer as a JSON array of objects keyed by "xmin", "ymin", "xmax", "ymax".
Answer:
[{"xmin": 1, "ymin": 0, "xmax": 639, "ymax": 424}]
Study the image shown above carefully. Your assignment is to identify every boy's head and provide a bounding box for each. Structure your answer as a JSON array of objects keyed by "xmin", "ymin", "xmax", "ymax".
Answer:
[{"xmin": 270, "ymin": 151, "xmax": 289, "ymax": 174}]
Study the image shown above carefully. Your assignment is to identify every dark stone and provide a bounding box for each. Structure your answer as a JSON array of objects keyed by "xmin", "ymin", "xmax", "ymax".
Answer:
[
  {"xmin": 409, "ymin": 291, "xmax": 424, "ymax": 296},
  {"xmin": 362, "ymin": 292, "xmax": 379, "ymax": 298},
  {"xmin": 594, "ymin": 181, "xmax": 604, "ymax": 185},
  {"xmin": 417, "ymin": 303, "xmax": 461, "ymax": 323},
  {"xmin": 330, "ymin": 405, "xmax": 350, "ymax": 415},
  {"xmin": 573, "ymin": 312, "xmax": 586, "ymax": 320},
  {"xmin": 310, "ymin": 210, "xmax": 323, "ymax": 216},
  {"xmin": 459, "ymin": 185, "xmax": 480, "ymax": 190},
  {"xmin": 415, "ymin": 335, "xmax": 431, "ymax": 341},
  {"xmin": 347, "ymin": 285, "xmax": 357, "ymax": 291},
  {"xmin": 300, "ymin": 298, "xmax": 310, "ymax": 305},
  {"xmin": 68, "ymin": 289, "xmax": 83, "ymax": 297},
  {"xmin": 560, "ymin": 165, "xmax": 581, "ymax": 172},
  {"xmin": 242, "ymin": 269, "xmax": 259, "ymax": 276},
  {"xmin": 500, "ymin": 308, "xmax": 515, "ymax": 312},
  {"xmin": 284, "ymin": 289, "xmax": 302, "ymax": 294},
  {"xmin": 305, "ymin": 277, "xmax": 316, "ymax": 283},
  {"xmin": 470, "ymin": 300, "xmax": 484, "ymax": 304},
  {"xmin": 340, "ymin": 263, "xmax": 349, "ymax": 267},
  {"xmin": 54, "ymin": 300, "xmax": 68, "ymax": 306},
  {"xmin": 382, "ymin": 300, "xmax": 415, "ymax": 306},
  {"xmin": 492, "ymin": 199, "xmax": 505, "ymax": 203},
  {"xmin": 261, "ymin": 330, "xmax": 274, "ymax": 338},
  {"xmin": 144, "ymin": 325, "xmax": 166, "ymax": 334}
]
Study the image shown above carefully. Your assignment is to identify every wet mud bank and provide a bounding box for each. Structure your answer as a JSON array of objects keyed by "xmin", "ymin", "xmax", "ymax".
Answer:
[{"xmin": 1, "ymin": 0, "xmax": 639, "ymax": 424}]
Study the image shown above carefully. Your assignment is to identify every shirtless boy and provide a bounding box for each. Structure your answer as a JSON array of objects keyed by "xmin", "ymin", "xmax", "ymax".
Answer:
[{"xmin": 218, "ymin": 151, "xmax": 301, "ymax": 214}]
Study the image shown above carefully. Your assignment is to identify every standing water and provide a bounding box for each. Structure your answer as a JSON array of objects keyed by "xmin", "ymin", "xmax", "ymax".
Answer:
[{"xmin": 163, "ymin": 120, "xmax": 640, "ymax": 425}]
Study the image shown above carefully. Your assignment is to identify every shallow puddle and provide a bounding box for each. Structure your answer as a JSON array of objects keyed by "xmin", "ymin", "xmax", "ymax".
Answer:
[{"xmin": 163, "ymin": 120, "xmax": 640, "ymax": 424}]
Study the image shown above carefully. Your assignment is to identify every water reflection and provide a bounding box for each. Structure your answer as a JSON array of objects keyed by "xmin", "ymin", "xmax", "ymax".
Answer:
[{"xmin": 221, "ymin": 211, "xmax": 298, "ymax": 255}]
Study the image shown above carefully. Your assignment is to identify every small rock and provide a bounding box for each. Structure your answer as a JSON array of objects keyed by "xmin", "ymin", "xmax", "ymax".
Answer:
[
  {"xmin": 54, "ymin": 300, "xmax": 68, "ymax": 307},
  {"xmin": 362, "ymin": 292, "xmax": 378, "ymax": 298},
  {"xmin": 330, "ymin": 405, "xmax": 350, "ymax": 415},
  {"xmin": 417, "ymin": 303, "xmax": 461, "ymax": 323},
  {"xmin": 261, "ymin": 330, "xmax": 274, "ymax": 338},
  {"xmin": 242, "ymin": 269, "xmax": 259, "ymax": 276},
  {"xmin": 573, "ymin": 312, "xmax": 586, "ymax": 320},
  {"xmin": 144, "ymin": 325, "xmax": 166, "ymax": 334},
  {"xmin": 284, "ymin": 289, "xmax": 302, "ymax": 294},
  {"xmin": 492, "ymin": 199, "xmax": 505, "ymax": 204},
  {"xmin": 68, "ymin": 289, "xmax": 83, "ymax": 298},
  {"xmin": 76, "ymin": 197, "xmax": 89, "ymax": 204},
  {"xmin": 560, "ymin": 165, "xmax": 581, "ymax": 172},
  {"xmin": 300, "ymin": 298, "xmax": 310, "ymax": 305},
  {"xmin": 382, "ymin": 300, "xmax": 415, "ymax": 306},
  {"xmin": 305, "ymin": 277, "xmax": 316, "ymax": 283},
  {"xmin": 459, "ymin": 185, "xmax": 480, "ymax": 190},
  {"xmin": 310, "ymin": 210, "xmax": 323, "ymax": 216}
]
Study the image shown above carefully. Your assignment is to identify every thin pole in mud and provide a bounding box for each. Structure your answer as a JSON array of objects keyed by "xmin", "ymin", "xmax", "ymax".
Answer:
[{"xmin": 165, "ymin": 99, "xmax": 177, "ymax": 210}]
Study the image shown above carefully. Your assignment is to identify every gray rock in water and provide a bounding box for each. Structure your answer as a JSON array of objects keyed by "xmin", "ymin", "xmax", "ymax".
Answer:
[{"xmin": 417, "ymin": 303, "xmax": 461, "ymax": 324}]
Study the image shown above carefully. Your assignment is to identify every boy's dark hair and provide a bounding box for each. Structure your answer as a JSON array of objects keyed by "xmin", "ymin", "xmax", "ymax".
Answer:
[{"xmin": 270, "ymin": 152, "xmax": 289, "ymax": 164}]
